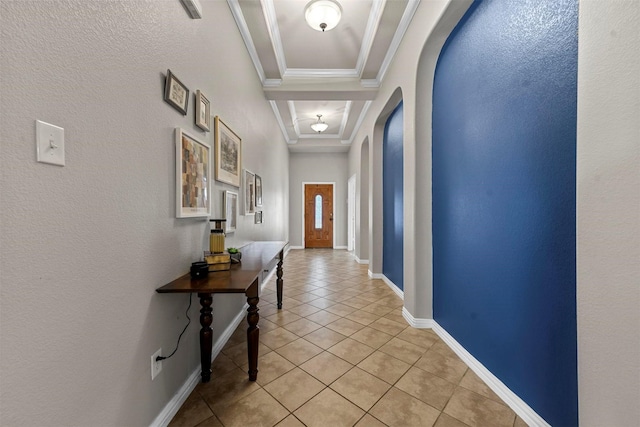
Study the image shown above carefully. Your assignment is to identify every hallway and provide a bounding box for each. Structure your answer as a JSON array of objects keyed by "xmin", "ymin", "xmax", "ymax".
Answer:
[{"xmin": 169, "ymin": 249, "xmax": 526, "ymax": 427}]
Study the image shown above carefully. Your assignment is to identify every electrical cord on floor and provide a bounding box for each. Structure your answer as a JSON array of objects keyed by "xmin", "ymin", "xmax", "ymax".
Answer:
[{"xmin": 156, "ymin": 293, "xmax": 192, "ymax": 361}]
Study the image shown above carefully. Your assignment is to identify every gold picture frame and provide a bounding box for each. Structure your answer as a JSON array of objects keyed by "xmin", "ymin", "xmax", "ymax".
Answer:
[{"xmin": 214, "ymin": 117, "xmax": 241, "ymax": 187}]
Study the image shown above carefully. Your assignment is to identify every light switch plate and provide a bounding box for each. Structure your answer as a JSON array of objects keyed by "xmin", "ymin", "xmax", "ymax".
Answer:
[{"xmin": 36, "ymin": 120, "xmax": 65, "ymax": 166}]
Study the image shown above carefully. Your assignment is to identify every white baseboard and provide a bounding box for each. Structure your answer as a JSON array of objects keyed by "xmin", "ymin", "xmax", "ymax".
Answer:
[
  {"xmin": 381, "ymin": 275, "xmax": 404, "ymax": 299},
  {"xmin": 334, "ymin": 246, "xmax": 348, "ymax": 250},
  {"xmin": 354, "ymin": 256, "xmax": 369, "ymax": 265},
  {"xmin": 368, "ymin": 270, "xmax": 382, "ymax": 279},
  {"xmin": 401, "ymin": 307, "xmax": 433, "ymax": 328},
  {"xmin": 431, "ymin": 321, "xmax": 551, "ymax": 427},
  {"xmin": 288, "ymin": 246, "xmax": 304, "ymax": 250},
  {"xmin": 151, "ymin": 305, "xmax": 249, "ymax": 427}
]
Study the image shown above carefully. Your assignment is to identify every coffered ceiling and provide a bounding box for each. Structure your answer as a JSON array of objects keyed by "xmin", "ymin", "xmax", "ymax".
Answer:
[{"xmin": 228, "ymin": 0, "xmax": 419, "ymax": 152}]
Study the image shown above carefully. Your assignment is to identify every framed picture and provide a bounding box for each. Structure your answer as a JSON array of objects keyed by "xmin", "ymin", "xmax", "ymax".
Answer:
[
  {"xmin": 255, "ymin": 211, "xmax": 263, "ymax": 224},
  {"xmin": 244, "ymin": 169, "xmax": 256, "ymax": 215},
  {"xmin": 214, "ymin": 117, "xmax": 242, "ymax": 187},
  {"xmin": 223, "ymin": 191, "xmax": 238, "ymax": 233},
  {"xmin": 175, "ymin": 128, "xmax": 211, "ymax": 218},
  {"xmin": 255, "ymin": 174, "xmax": 263, "ymax": 207},
  {"xmin": 195, "ymin": 90, "xmax": 210, "ymax": 131},
  {"xmin": 164, "ymin": 69, "xmax": 189, "ymax": 115}
]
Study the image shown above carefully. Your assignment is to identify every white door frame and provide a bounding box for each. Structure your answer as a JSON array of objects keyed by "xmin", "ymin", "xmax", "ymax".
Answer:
[
  {"xmin": 302, "ymin": 182, "xmax": 336, "ymax": 248},
  {"xmin": 347, "ymin": 174, "xmax": 356, "ymax": 251}
]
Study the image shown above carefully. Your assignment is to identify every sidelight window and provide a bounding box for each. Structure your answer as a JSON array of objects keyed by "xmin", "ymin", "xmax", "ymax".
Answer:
[{"xmin": 315, "ymin": 195, "xmax": 322, "ymax": 229}]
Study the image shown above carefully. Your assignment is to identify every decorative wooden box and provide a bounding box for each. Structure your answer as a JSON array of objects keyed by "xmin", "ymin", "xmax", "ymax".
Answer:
[{"xmin": 205, "ymin": 252, "xmax": 231, "ymax": 272}]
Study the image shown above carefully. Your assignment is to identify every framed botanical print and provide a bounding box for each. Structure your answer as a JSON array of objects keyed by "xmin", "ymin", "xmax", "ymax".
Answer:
[
  {"xmin": 175, "ymin": 128, "xmax": 210, "ymax": 218},
  {"xmin": 244, "ymin": 169, "xmax": 255, "ymax": 215},
  {"xmin": 214, "ymin": 117, "xmax": 241, "ymax": 187},
  {"xmin": 164, "ymin": 69, "xmax": 189, "ymax": 115}
]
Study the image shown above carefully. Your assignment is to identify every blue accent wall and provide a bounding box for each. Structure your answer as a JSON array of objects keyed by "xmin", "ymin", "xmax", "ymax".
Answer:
[
  {"xmin": 383, "ymin": 101, "xmax": 404, "ymax": 290},
  {"xmin": 431, "ymin": 0, "xmax": 577, "ymax": 425}
]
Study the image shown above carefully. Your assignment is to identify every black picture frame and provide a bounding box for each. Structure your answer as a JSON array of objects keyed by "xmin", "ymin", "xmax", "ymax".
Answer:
[{"xmin": 164, "ymin": 69, "xmax": 189, "ymax": 115}]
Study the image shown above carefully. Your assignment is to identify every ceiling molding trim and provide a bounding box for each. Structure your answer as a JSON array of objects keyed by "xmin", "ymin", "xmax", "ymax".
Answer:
[
  {"xmin": 261, "ymin": 0, "xmax": 287, "ymax": 76},
  {"xmin": 283, "ymin": 68, "xmax": 360, "ymax": 79},
  {"xmin": 345, "ymin": 100, "xmax": 373, "ymax": 145},
  {"xmin": 299, "ymin": 133, "xmax": 342, "ymax": 139},
  {"xmin": 269, "ymin": 101, "xmax": 294, "ymax": 144},
  {"xmin": 339, "ymin": 101, "xmax": 352, "ymax": 137},
  {"xmin": 361, "ymin": 79, "xmax": 380, "ymax": 88},
  {"xmin": 355, "ymin": 0, "xmax": 387, "ymax": 76},
  {"xmin": 288, "ymin": 101, "xmax": 301, "ymax": 137},
  {"xmin": 263, "ymin": 79, "xmax": 283, "ymax": 87},
  {"xmin": 376, "ymin": 0, "xmax": 420, "ymax": 84},
  {"xmin": 227, "ymin": 0, "xmax": 266, "ymax": 84}
]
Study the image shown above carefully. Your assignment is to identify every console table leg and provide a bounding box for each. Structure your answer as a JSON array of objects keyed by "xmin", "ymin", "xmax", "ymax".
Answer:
[
  {"xmin": 276, "ymin": 249, "xmax": 284, "ymax": 309},
  {"xmin": 198, "ymin": 292, "xmax": 213, "ymax": 383},
  {"xmin": 246, "ymin": 296, "xmax": 260, "ymax": 381}
]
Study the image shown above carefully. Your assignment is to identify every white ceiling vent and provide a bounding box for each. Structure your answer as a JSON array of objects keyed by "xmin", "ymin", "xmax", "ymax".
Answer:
[{"xmin": 180, "ymin": 0, "xmax": 202, "ymax": 19}]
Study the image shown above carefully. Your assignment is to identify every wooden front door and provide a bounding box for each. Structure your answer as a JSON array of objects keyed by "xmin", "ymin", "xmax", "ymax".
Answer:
[{"xmin": 304, "ymin": 184, "xmax": 333, "ymax": 248}]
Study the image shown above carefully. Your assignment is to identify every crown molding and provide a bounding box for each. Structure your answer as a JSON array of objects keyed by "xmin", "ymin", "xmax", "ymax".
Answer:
[
  {"xmin": 355, "ymin": 0, "xmax": 386, "ymax": 76},
  {"xmin": 269, "ymin": 101, "xmax": 293, "ymax": 144},
  {"xmin": 227, "ymin": 0, "xmax": 266, "ymax": 84},
  {"xmin": 346, "ymin": 100, "xmax": 372, "ymax": 145},
  {"xmin": 339, "ymin": 101, "xmax": 352, "ymax": 136},
  {"xmin": 283, "ymin": 68, "xmax": 360, "ymax": 79},
  {"xmin": 361, "ymin": 79, "xmax": 381, "ymax": 88},
  {"xmin": 376, "ymin": 0, "xmax": 420, "ymax": 84},
  {"xmin": 263, "ymin": 79, "xmax": 282, "ymax": 87},
  {"xmin": 261, "ymin": 0, "xmax": 287, "ymax": 76}
]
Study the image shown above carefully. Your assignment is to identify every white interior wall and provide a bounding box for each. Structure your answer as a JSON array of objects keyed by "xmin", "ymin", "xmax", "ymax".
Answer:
[
  {"xmin": 288, "ymin": 152, "xmax": 348, "ymax": 248},
  {"xmin": 0, "ymin": 1, "xmax": 288, "ymax": 426},
  {"xmin": 576, "ymin": 1, "xmax": 640, "ymax": 425}
]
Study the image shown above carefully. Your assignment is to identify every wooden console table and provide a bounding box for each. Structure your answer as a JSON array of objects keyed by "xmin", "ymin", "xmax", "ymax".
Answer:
[{"xmin": 156, "ymin": 241, "xmax": 287, "ymax": 383}]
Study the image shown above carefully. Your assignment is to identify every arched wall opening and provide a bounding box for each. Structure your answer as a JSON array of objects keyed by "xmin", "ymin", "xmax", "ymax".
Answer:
[
  {"xmin": 409, "ymin": 0, "xmax": 474, "ymax": 320},
  {"xmin": 428, "ymin": 0, "xmax": 578, "ymax": 425},
  {"xmin": 357, "ymin": 137, "xmax": 370, "ymax": 263},
  {"xmin": 369, "ymin": 87, "xmax": 404, "ymax": 277},
  {"xmin": 382, "ymin": 101, "xmax": 405, "ymax": 291}
]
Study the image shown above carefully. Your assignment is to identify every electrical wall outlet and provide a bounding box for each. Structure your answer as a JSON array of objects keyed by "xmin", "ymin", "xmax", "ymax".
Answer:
[{"xmin": 151, "ymin": 348, "xmax": 162, "ymax": 380}]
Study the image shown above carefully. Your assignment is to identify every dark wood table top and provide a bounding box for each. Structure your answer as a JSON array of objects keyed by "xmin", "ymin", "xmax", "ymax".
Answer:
[{"xmin": 156, "ymin": 241, "xmax": 287, "ymax": 294}]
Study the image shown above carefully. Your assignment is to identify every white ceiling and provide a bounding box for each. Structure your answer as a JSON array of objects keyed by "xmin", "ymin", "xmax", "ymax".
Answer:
[{"xmin": 228, "ymin": 0, "xmax": 419, "ymax": 152}]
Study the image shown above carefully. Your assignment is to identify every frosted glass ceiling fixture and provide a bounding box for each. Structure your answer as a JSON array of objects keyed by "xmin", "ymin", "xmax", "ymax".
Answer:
[
  {"xmin": 311, "ymin": 115, "xmax": 329, "ymax": 133},
  {"xmin": 304, "ymin": 0, "xmax": 342, "ymax": 32}
]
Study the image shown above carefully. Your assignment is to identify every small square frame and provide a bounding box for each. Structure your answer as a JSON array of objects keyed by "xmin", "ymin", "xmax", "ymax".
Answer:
[
  {"xmin": 175, "ymin": 128, "xmax": 211, "ymax": 218},
  {"xmin": 195, "ymin": 90, "xmax": 211, "ymax": 131},
  {"xmin": 164, "ymin": 69, "xmax": 189, "ymax": 115}
]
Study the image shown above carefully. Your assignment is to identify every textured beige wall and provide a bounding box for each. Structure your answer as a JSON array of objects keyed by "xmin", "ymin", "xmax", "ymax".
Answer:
[
  {"xmin": 0, "ymin": 1, "xmax": 288, "ymax": 425},
  {"xmin": 577, "ymin": 1, "xmax": 640, "ymax": 425}
]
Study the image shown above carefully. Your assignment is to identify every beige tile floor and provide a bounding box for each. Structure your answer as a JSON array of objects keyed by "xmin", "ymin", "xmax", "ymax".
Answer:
[{"xmin": 169, "ymin": 249, "xmax": 528, "ymax": 427}]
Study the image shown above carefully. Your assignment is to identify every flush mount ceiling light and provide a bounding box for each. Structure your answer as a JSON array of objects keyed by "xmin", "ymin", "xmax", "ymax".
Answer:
[
  {"xmin": 310, "ymin": 114, "xmax": 329, "ymax": 133},
  {"xmin": 304, "ymin": 0, "xmax": 342, "ymax": 32}
]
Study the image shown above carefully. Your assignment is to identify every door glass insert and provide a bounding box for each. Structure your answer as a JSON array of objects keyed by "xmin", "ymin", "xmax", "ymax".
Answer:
[{"xmin": 315, "ymin": 195, "xmax": 322, "ymax": 229}]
